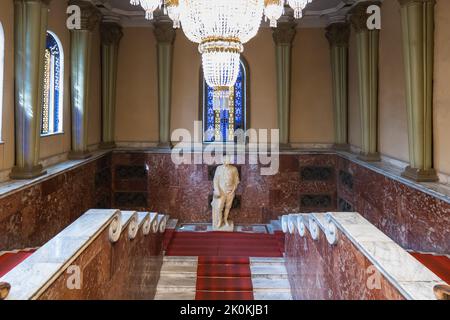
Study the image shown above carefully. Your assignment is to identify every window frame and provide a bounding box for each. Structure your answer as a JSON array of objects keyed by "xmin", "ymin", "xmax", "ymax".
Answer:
[
  {"xmin": 199, "ymin": 57, "xmax": 250, "ymax": 144},
  {"xmin": 0, "ymin": 23, "xmax": 5, "ymax": 142},
  {"xmin": 41, "ymin": 30, "xmax": 64, "ymax": 137}
]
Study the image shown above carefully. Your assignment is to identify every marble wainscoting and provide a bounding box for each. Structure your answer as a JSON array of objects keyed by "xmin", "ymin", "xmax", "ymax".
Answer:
[
  {"xmin": 111, "ymin": 152, "xmax": 337, "ymax": 224},
  {"xmin": 0, "ymin": 154, "xmax": 112, "ymax": 251},
  {"xmin": 284, "ymin": 213, "xmax": 443, "ymax": 300},
  {"xmin": 1, "ymin": 210, "xmax": 167, "ymax": 300},
  {"xmin": 336, "ymin": 156, "xmax": 450, "ymax": 254}
]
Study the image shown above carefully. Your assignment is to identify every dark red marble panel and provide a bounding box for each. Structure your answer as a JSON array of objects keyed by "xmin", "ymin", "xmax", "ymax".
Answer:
[
  {"xmin": 285, "ymin": 229, "xmax": 406, "ymax": 300},
  {"xmin": 0, "ymin": 155, "xmax": 112, "ymax": 251},
  {"xmin": 111, "ymin": 153, "xmax": 338, "ymax": 224},
  {"xmin": 38, "ymin": 226, "xmax": 164, "ymax": 300},
  {"xmin": 336, "ymin": 157, "xmax": 450, "ymax": 254}
]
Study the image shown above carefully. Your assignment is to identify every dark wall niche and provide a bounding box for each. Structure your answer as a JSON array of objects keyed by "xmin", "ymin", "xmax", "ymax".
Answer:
[
  {"xmin": 116, "ymin": 165, "xmax": 147, "ymax": 179},
  {"xmin": 300, "ymin": 166, "xmax": 334, "ymax": 181},
  {"xmin": 208, "ymin": 165, "xmax": 242, "ymax": 181},
  {"xmin": 338, "ymin": 198, "xmax": 353, "ymax": 212},
  {"xmin": 114, "ymin": 192, "xmax": 147, "ymax": 207},
  {"xmin": 339, "ymin": 170, "xmax": 354, "ymax": 190},
  {"xmin": 208, "ymin": 194, "xmax": 241, "ymax": 210},
  {"xmin": 300, "ymin": 194, "xmax": 332, "ymax": 208}
]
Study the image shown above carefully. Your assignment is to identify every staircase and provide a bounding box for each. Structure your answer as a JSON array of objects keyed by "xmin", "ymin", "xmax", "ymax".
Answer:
[{"xmin": 155, "ymin": 228, "xmax": 292, "ymax": 300}]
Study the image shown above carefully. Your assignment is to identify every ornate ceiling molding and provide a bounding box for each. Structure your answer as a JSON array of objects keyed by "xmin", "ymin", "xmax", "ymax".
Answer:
[{"xmin": 91, "ymin": 0, "xmax": 377, "ymax": 29}]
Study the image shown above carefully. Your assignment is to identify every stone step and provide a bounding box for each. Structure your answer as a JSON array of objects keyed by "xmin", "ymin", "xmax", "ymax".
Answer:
[
  {"xmin": 250, "ymin": 257, "xmax": 286, "ymax": 265},
  {"xmin": 250, "ymin": 265, "xmax": 288, "ymax": 279},
  {"xmin": 156, "ymin": 274, "xmax": 197, "ymax": 292},
  {"xmin": 251, "ymin": 278, "xmax": 292, "ymax": 292},
  {"xmin": 154, "ymin": 291, "xmax": 196, "ymax": 300},
  {"xmin": 160, "ymin": 263, "xmax": 197, "ymax": 275},
  {"xmin": 253, "ymin": 291, "xmax": 293, "ymax": 300}
]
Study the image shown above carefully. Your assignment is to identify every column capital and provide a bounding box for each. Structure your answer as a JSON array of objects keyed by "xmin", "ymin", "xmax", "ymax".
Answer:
[
  {"xmin": 153, "ymin": 18, "xmax": 176, "ymax": 45},
  {"xmin": 398, "ymin": 0, "xmax": 435, "ymax": 7},
  {"xmin": 100, "ymin": 22, "xmax": 123, "ymax": 46},
  {"xmin": 272, "ymin": 19, "xmax": 297, "ymax": 46},
  {"xmin": 68, "ymin": 0, "xmax": 100, "ymax": 31},
  {"xmin": 325, "ymin": 22, "xmax": 350, "ymax": 47},
  {"xmin": 349, "ymin": 1, "xmax": 382, "ymax": 32}
]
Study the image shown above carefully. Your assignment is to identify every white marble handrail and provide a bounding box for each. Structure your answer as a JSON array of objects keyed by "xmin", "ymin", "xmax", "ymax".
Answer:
[
  {"xmin": 281, "ymin": 212, "xmax": 445, "ymax": 300},
  {"xmin": 0, "ymin": 209, "xmax": 170, "ymax": 300}
]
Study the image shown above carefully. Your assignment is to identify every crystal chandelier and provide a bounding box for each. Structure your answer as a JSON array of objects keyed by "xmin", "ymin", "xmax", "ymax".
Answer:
[
  {"xmin": 131, "ymin": 0, "xmax": 312, "ymax": 109},
  {"xmin": 287, "ymin": 0, "xmax": 312, "ymax": 19}
]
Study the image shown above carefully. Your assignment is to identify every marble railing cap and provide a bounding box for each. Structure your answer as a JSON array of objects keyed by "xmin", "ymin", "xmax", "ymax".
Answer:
[
  {"xmin": 327, "ymin": 212, "xmax": 444, "ymax": 300},
  {"xmin": 0, "ymin": 209, "xmax": 120, "ymax": 300}
]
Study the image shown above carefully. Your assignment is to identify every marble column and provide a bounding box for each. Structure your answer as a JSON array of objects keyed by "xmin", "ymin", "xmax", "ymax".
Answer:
[
  {"xmin": 100, "ymin": 21, "xmax": 123, "ymax": 149},
  {"xmin": 350, "ymin": 1, "xmax": 381, "ymax": 162},
  {"xmin": 10, "ymin": 0, "xmax": 51, "ymax": 179},
  {"xmin": 326, "ymin": 22, "xmax": 350, "ymax": 150},
  {"xmin": 272, "ymin": 18, "xmax": 297, "ymax": 149},
  {"xmin": 154, "ymin": 18, "xmax": 176, "ymax": 148},
  {"xmin": 69, "ymin": 0, "xmax": 99, "ymax": 159},
  {"xmin": 399, "ymin": 0, "xmax": 437, "ymax": 182}
]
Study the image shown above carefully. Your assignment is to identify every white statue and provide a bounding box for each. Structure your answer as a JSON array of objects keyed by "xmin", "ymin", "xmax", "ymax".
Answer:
[{"xmin": 211, "ymin": 158, "xmax": 240, "ymax": 231}]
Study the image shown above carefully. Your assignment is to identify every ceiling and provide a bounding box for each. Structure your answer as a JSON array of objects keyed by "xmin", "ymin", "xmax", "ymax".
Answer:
[{"xmin": 92, "ymin": 0, "xmax": 361, "ymax": 27}]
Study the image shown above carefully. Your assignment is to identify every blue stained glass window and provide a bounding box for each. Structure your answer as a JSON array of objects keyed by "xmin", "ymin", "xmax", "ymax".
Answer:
[
  {"xmin": 203, "ymin": 60, "xmax": 247, "ymax": 142},
  {"xmin": 41, "ymin": 31, "xmax": 63, "ymax": 135}
]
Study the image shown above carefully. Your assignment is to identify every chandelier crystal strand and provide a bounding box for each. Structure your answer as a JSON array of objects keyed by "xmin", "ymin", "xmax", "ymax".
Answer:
[
  {"xmin": 140, "ymin": 0, "xmax": 162, "ymax": 21},
  {"xmin": 287, "ymin": 0, "xmax": 310, "ymax": 19},
  {"xmin": 130, "ymin": 0, "xmax": 140, "ymax": 5},
  {"xmin": 264, "ymin": 0, "xmax": 284, "ymax": 28},
  {"xmin": 165, "ymin": 0, "xmax": 181, "ymax": 28}
]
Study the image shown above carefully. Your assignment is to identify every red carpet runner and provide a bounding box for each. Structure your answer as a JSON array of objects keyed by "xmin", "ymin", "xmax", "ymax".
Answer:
[
  {"xmin": 411, "ymin": 252, "xmax": 450, "ymax": 284},
  {"xmin": 165, "ymin": 231, "xmax": 284, "ymax": 300},
  {"xmin": 0, "ymin": 250, "xmax": 36, "ymax": 278}
]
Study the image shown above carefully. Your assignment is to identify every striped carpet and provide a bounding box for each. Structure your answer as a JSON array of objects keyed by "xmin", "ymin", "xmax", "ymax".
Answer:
[
  {"xmin": 165, "ymin": 231, "xmax": 284, "ymax": 300},
  {"xmin": 0, "ymin": 249, "xmax": 36, "ymax": 278},
  {"xmin": 411, "ymin": 252, "xmax": 450, "ymax": 284}
]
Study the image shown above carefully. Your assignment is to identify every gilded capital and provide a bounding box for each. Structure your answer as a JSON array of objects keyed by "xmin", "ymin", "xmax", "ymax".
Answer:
[
  {"xmin": 153, "ymin": 19, "xmax": 176, "ymax": 44},
  {"xmin": 68, "ymin": 0, "xmax": 100, "ymax": 31},
  {"xmin": 350, "ymin": 1, "xmax": 381, "ymax": 32},
  {"xmin": 398, "ymin": 0, "xmax": 436, "ymax": 7},
  {"xmin": 101, "ymin": 22, "xmax": 123, "ymax": 46},
  {"xmin": 272, "ymin": 20, "xmax": 297, "ymax": 45},
  {"xmin": 325, "ymin": 22, "xmax": 350, "ymax": 47},
  {"xmin": 14, "ymin": 0, "xmax": 52, "ymax": 5}
]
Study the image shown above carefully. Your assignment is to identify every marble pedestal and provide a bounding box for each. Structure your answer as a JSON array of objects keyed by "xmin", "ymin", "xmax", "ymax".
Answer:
[{"xmin": 213, "ymin": 221, "xmax": 234, "ymax": 232}]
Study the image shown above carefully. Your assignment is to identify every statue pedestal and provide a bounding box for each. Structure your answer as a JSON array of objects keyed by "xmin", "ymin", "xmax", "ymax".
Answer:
[{"xmin": 213, "ymin": 221, "xmax": 234, "ymax": 232}]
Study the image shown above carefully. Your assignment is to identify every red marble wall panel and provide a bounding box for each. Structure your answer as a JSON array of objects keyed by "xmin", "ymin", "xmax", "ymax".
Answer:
[
  {"xmin": 111, "ymin": 152, "xmax": 338, "ymax": 224},
  {"xmin": 336, "ymin": 157, "xmax": 450, "ymax": 254},
  {"xmin": 38, "ymin": 226, "xmax": 164, "ymax": 300},
  {"xmin": 285, "ymin": 229, "xmax": 406, "ymax": 300},
  {"xmin": 0, "ymin": 155, "xmax": 112, "ymax": 251}
]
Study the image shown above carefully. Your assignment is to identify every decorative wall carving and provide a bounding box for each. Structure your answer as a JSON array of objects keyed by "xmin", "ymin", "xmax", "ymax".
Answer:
[
  {"xmin": 338, "ymin": 197, "xmax": 353, "ymax": 212},
  {"xmin": 300, "ymin": 195, "xmax": 332, "ymax": 209},
  {"xmin": 115, "ymin": 165, "xmax": 147, "ymax": 179},
  {"xmin": 300, "ymin": 166, "xmax": 334, "ymax": 181},
  {"xmin": 114, "ymin": 192, "xmax": 147, "ymax": 207},
  {"xmin": 339, "ymin": 170, "xmax": 354, "ymax": 190}
]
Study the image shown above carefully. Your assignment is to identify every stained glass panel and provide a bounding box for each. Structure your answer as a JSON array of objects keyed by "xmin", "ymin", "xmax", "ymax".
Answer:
[
  {"xmin": 41, "ymin": 32, "xmax": 62, "ymax": 135},
  {"xmin": 204, "ymin": 61, "xmax": 246, "ymax": 142}
]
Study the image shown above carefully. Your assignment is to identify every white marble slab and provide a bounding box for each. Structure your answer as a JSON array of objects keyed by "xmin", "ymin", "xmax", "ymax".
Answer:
[
  {"xmin": 156, "ymin": 275, "xmax": 197, "ymax": 291},
  {"xmin": 250, "ymin": 257, "xmax": 286, "ymax": 265},
  {"xmin": 160, "ymin": 264, "xmax": 198, "ymax": 275},
  {"xmin": 251, "ymin": 278, "xmax": 291, "ymax": 291}
]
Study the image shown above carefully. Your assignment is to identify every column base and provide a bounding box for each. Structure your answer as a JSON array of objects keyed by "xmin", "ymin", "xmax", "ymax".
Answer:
[
  {"xmin": 99, "ymin": 142, "xmax": 116, "ymax": 150},
  {"xmin": 68, "ymin": 151, "xmax": 92, "ymax": 160},
  {"xmin": 10, "ymin": 164, "xmax": 47, "ymax": 180},
  {"xmin": 157, "ymin": 142, "xmax": 173, "ymax": 149},
  {"xmin": 357, "ymin": 152, "xmax": 380, "ymax": 162},
  {"xmin": 279, "ymin": 143, "xmax": 291, "ymax": 150},
  {"xmin": 401, "ymin": 166, "xmax": 438, "ymax": 182},
  {"xmin": 334, "ymin": 143, "xmax": 350, "ymax": 151}
]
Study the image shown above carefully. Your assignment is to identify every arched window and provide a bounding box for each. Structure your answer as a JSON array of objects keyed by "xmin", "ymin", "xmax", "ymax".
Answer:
[
  {"xmin": 202, "ymin": 59, "xmax": 249, "ymax": 142},
  {"xmin": 41, "ymin": 31, "xmax": 63, "ymax": 135},
  {"xmin": 0, "ymin": 23, "xmax": 4, "ymax": 140}
]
